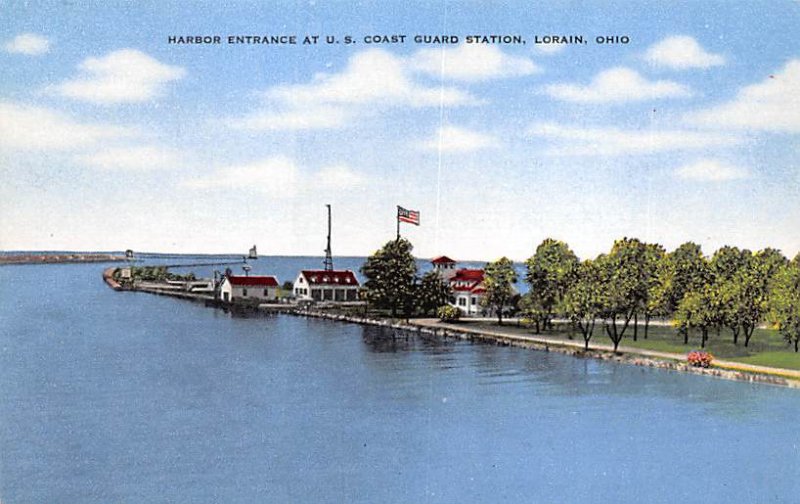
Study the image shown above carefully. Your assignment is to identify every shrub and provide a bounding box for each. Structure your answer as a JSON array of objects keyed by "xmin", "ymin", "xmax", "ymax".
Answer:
[
  {"xmin": 687, "ymin": 350, "xmax": 714, "ymax": 368},
  {"xmin": 437, "ymin": 305, "xmax": 461, "ymax": 322}
]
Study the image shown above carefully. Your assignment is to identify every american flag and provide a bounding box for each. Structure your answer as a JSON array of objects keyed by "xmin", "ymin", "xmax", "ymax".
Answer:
[{"xmin": 397, "ymin": 206, "xmax": 420, "ymax": 225}]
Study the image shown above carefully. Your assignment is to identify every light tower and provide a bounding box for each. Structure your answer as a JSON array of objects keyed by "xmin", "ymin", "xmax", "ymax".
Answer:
[{"xmin": 323, "ymin": 204, "xmax": 334, "ymax": 271}]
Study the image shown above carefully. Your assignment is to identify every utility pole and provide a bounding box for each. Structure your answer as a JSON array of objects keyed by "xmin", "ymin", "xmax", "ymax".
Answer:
[{"xmin": 323, "ymin": 204, "xmax": 334, "ymax": 271}]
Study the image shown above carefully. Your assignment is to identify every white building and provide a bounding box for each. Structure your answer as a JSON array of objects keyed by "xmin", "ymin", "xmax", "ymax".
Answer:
[
  {"xmin": 219, "ymin": 275, "xmax": 279, "ymax": 303},
  {"xmin": 449, "ymin": 268, "xmax": 487, "ymax": 315},
  {"xmin": 293, "ymin": 270, "xmax": 360, "ymax": 302}
]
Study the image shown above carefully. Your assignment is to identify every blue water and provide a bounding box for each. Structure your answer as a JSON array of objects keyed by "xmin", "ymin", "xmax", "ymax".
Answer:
[{"xmin": 1, "ymin": 258, "xmax": 798, "ymax": 503}]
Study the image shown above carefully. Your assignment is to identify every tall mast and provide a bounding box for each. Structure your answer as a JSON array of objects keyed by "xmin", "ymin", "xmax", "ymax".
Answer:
[{"xmin": 323, "ymin": 204, "xmax": 333, "ymax": 271}]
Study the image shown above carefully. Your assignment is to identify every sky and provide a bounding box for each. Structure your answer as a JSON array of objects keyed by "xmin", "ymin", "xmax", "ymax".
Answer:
[{"xmin": 1, "ymin": 0, "xmax": 798, "ymax": 261}]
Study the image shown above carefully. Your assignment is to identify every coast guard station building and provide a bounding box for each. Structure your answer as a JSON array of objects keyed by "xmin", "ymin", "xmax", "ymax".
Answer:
[
  {"xmin": 293, "ymin": 270, "xmax": 360, "ymax": 302},
  {"xmin": 219, "ymin": 275, "xmax": 279, "ymax": 303},
  {"xmin": 432, "ymin": 256, "xmax": 488, "ymax": 316}
]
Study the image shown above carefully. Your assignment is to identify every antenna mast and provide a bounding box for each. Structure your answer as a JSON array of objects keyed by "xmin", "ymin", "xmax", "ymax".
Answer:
[{"xmin": 323, "ymin": 204, "xmax": 334, "ymax": 271}]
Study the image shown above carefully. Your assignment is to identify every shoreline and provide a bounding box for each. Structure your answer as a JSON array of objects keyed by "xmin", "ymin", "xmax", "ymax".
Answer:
[
  {"xmin": 292, "ymin": 309, "xmax": 800, "ymax": 389},
  {"xmin": 1, "ymin": 253, "xmax": 127, "ymax": 266},
  {"xmin": 105, "ymin": 275, "xmax": 800, "ymax": 389}
]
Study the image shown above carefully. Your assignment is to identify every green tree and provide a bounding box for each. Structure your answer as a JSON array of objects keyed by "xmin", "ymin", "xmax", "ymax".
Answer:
[
  {"xmin": 481, "ymin": 257, "xmax": 518, "ymax": 325},
  {"xmin": 416, "ymin": 270, "xmax": 452, "ymax": 316},
  {"xmin": 710, "ymin": 246, "xmax": 752, "ymax": 345},
  {"xmin": 770, "ymin": 256, "xmax": 800, "ymax": 352},
  {"xmin": 360, "ymin": 238, "xmax": 417, "ymax": 318},
  {"xmin": 525, "ymin": 238, "xmax": 579, "ymax": 332},
  {"xmin": 518, "ymin": 293, "xmax": 547, "ymax": 334},
  {"xmin": 561, "ymin": 259, "xmax": 604, "ymax": 350},
  {"xmin": 655, "ymin": 242, "xmax": 709, "ymax": 315},
  {"xmin": 596, "ymin": 238, "xmax": 648, "ymax": 351},
  {"xmin": 674, "ymin": 284, "xmax": 719, "ymax": 348},
  {"xmin": 734, "ymin": 248, "xmax": 788, "ymax": 347},
  {"xmin": 636, "ymin": 242, "xmax": 666, "ymax": 340}
]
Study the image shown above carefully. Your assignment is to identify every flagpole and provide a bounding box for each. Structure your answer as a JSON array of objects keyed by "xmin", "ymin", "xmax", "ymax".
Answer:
[{"xmin": 396, "ymin": 206, "xmax": 400, "ymax": 241}]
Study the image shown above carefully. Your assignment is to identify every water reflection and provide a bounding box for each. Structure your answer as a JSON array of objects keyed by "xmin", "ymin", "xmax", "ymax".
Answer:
[{"xmin": 358, "ymin": 323, "xmax": 788, "ymax": 420}]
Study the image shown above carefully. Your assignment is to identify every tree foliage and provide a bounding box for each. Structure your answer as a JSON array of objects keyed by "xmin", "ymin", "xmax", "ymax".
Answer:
[
  {"xmin": 525, "ymin": 238, "xmax": 578, "ymax": 330},
  {"xmin": 771, "ymin": 257, "xmax": 800, "ymax": 352},
  {"xmin": 561, "ymin": 259, "xmax": 604, "ymax": 349},
  {"xmin": 481, "ymin": 257, "xmax": 517, "ymax": 325},
  {"xmin": 416, "ymin": 270, "xmax": 453, "ymax": 316},
  {"xmin": 360, "ymin": 238, "xmax": 417, "ymax": 317}
]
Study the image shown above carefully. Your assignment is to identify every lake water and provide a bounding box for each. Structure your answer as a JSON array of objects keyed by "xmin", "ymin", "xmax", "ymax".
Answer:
[{"xmin": 1, "ymin": 258, "xmax": 798, "ymax": 503}]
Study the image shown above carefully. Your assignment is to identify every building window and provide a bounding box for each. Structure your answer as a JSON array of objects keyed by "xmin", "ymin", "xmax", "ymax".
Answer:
[
  {"xmin": 242, "ymin": 288, "xmax": 248, "ymax": 297},
  {"xmin": 458, "ymin": 297, "xmax": 466, "ymax": 306},
  {"xmin": 299, "ymin": 277, "xmax": 304, "ymax": 283},
  {"xmin": 471, "ymin": 297, "xmax": 477, "ymax": 305},
  {"xmin": 264, "ymin": 288, "xmax": 269, "ymax": 296}
]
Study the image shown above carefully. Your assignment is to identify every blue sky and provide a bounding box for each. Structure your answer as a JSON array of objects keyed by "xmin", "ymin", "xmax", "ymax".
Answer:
[{"xmin": 1, "ymin": 1, "xmax": 798, "ymax": 261}]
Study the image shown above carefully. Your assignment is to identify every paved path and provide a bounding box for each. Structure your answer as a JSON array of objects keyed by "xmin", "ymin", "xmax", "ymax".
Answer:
[{"xmin": 409, "ymin": 318, "xmax": 800, "ymax": 381}]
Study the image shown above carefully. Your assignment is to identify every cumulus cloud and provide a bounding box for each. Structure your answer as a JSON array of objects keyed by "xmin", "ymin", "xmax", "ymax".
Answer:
[
  {"xmin": 409, "ymin": 44, "xmax": 539, "ymax": 82},
  {"xmin": 229, "ymin": 48, "xmax": 476, "ymax": 131},
  {"xmin": 3, "ymin": 33, "xmax": 50, "ymax": 55},
  {"xmin": 644, "ymin": 35, "xmax": 725, "ymax": 70},
  {"xmin": 674, "ymin": 159, "xmax": 750, "ymax": 181},
  {"xmin": 528, "ymin": 122, "xmax": 743, "ymax": 156},
  {"xmin": 76, "ymin": 145, "xmax": 183, "ymax": 171},
  {"xmin": 51, "ymin": 49, "xmax": 185, "ymax": 104},
  {"xmin": 545, "ymin": 67, "xmax": 691, "ymax": 104},
  {"xmin": 687, "ymin": 59, "xmax": 800, "ymax": 133},
  {"xmin": 268, "ymin": 49, "xmax": 474, "ymax": 109},
  {"xmin": 420, "ymin": 126, "xmax": 499, "ymax": 152},
  {"xmin": 231, "ymin": 105, "xmax": 349, "ymax": 131},
  {"xmin": 184, "ymin": 156, "xmax": 366, "ymax": 195},
  {"xmin": 0, "ymin": 101, "xmax": 133, "ymax": 151}
]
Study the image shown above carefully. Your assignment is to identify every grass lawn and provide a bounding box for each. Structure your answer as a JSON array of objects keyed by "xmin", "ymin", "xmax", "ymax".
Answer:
[{"xmin": 463, "ymin": 319, "xmax": 800, "ymax": 371}]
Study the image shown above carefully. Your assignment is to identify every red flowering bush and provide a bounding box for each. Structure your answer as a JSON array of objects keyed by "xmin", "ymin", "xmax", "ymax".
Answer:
[{"xmin": 687, "ymin": 350, "xmax": 714, "ymax": 368}]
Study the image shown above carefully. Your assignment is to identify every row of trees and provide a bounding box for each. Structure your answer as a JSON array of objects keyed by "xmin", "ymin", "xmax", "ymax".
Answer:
[
  {"xmin": 359, "ymin": 237, "xmax": 800, "ymax": 353},
  {"xmin": 517, "ymin": 238, "xmax": 800, "ymax": 352}
]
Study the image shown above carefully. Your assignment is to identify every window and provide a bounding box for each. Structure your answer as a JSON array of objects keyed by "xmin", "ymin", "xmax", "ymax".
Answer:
[
  {"xmin": 458, "ymin": 297, "xmax": 466, "ymax": 306},
  {"xmin": 471, "ymin": 297, "xmax": 477, "ymax": 305},
  {"xmin": 264, "ymin": 288, "xmax": 269, "ymax": 296},
  {"xmin": 299, "ymin": 277, "xmax": 304, "ymax": 283},
  {"xmin": 242, "ymin": 288, "xmax": 248, "ymax": 297}
]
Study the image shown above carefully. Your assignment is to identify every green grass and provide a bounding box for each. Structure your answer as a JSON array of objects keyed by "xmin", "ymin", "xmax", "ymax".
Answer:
[{"xmin": 463, "ymin": 319, "xmax": 800, "ymax": 370}]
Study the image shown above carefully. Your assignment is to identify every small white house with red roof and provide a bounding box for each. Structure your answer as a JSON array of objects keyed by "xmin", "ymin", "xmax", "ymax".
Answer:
[
  {"xmin": 431, "ymin": 256, "xmax": 487, "ymax": 315},
  {"xmin": 449, "ymin": 268, "xmax": 487, "ymax": 315},
  {"xmin": 293, "ymin": 270, "xmax": 360, "ymax": 302},
  {"xmin": 219, "ymin": 275, "xmax": 279, "ymax": 303}
]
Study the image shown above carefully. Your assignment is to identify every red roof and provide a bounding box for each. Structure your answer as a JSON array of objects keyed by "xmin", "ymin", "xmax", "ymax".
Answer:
[
  {"xmin": 300, "ymin": 270, "xmax": 360, "ymax": 286},
  {"xmin": 452, "ymin": 269, "xmax": 484, "ymax": 282},
  {"xmin": 227, "ymin": 275, "xmax": 279, "ymax": 287},
  {"xmin": 431, "ymin": 255, "xmax": 456, "ymax": 264}
]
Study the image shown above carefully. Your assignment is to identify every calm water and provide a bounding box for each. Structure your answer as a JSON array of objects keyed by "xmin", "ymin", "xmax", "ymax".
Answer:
[{"xmin": 1, "ymin": 258, "xmax": 798, "ymax": 503}]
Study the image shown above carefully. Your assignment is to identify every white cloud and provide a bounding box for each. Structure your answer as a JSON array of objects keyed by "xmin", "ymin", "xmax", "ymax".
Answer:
[
  {"xmin": 644, "ymin": 36, "xmax": 725, "ymax": 70},
  {"xmin": 535, "ymin": 43, "xmax": 566, "ymax": 55},
  {"xmin": 0, "ymin": 101, "xmax": 133, "ymax": 151},
  {"xmin": 528, "ymin": 122, "xmax": 743, "ymax": 156},
  {"xmin": 687, "ymin": 59, "xmax": 800, "ymax": 133},
  {"xmin": 184, "ymin": 156, "xmax": 365, "ymax": 195},
  {"xmin": 230, "ymin": 105, "xmax": 349, "ymax": 131},
  {"xmin": 268, "ymin": 48, "xmax": 474, "ymax": 108},
  {"xmin": 420, "ymin": 126, "xmax": 499, "ymax": 152},
  {"xmin": 234, "ymin": 49, "xmax": 476, "ymax": 131},
  {"xmin": 51, "ymin": 49, "xmax": 185, "ymax": 104},
  {"xmin": 674, "ymin": 159, "xmax": 750, "ymax": 181},
  {"xmin": 545, "ymin": 67, "xmax": 691, "ymax": 104},
  {"xmin": 76, "ymin": 145, "xmax": 183, "ymax": 171},
  {"xmin": 409, "ymin": 45, "xmax": 539, "ymax": 82},
  {"xmin": 3, "ymin": 33, "xmax": 50, "ymax": 55}
]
